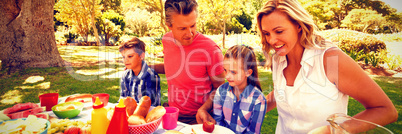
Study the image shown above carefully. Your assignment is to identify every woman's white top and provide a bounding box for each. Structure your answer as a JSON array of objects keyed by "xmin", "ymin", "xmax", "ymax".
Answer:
[{"xmin": 272, "ymin": 47, "xmax": 349, "ymax": 134}]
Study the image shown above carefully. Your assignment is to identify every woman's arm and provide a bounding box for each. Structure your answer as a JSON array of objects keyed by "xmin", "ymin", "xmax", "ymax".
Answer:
[
  {"xmin": 265, "ymin": 90, "xmax": 276, "ymax": 113},
  {"xmin": 323, "ymin": 48, "xmax": 398, "ymax": 133}
]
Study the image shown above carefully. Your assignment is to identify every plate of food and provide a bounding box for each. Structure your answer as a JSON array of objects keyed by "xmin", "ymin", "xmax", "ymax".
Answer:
[{"xmin": 179, "ymin": 123, "xmax": 235, "ymax": 134}]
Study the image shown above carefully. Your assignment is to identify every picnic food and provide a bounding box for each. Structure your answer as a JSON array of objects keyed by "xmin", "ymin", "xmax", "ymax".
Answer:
[
  {"xmin": 0, "ymin": 115, "xmax": 47, "ymax": 134},
  {"xmin": 65, "ymin": 94, "xmax": 93, "ymax": 103},
  {"xmin": 55, "ymin": 105, "xmax": 76, "ymax": 111},
  {"xmin": 133, "ymin": 96, "xmax": 151, "ymax": 117},
  {"xmin": 48, "ymin": 119, "xmax": 88, "ymax": 134},
  {"xmin": 145, "ymin": 106, "xmax": 166, "ymax": 123},
  {"xmin": 203, "ymin": 121, "xmax": 215, "ymax": 133},
  {"xmin": 127, "ymin": 114, "xmax": 146, "ymax": 125},
  {"xmin": 64, "ymin": 126, "xmax": 80, "ymax": 134},
  {"xmin": 124, "ymin": 97, "xmax": 137, "ymax": 116},
  {"xmin": 165, "ymin": 130, "xmax": 184, "ymax": 134},
  {"xmin": 2, "ymin": 102, "xmax": 45, "ymax": 119}
]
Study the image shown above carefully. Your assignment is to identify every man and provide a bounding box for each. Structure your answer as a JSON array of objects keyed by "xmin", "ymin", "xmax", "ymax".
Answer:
[{"xmin": 152, "ymin": 0, "xmax": 225, "ymax": 124}]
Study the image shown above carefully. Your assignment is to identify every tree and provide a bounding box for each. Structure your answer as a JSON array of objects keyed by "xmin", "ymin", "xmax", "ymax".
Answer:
[
  {"xmin": 101, "ymin": 0, "xmax": 121, "ymax": 13},
  {"xmin": 134, "ymin": 0, "xmax": 167, "ymax": 33},
  {"xmin": 96, "ymin": 11, "xmax": 124, "ymax": 45},
  {"xmin": 54, "ymin": 0, "xmax": 102, "ymax": 42},
  {"xmin": 125, "ymin": 9, "xmax": 153, "ymax": 37},
  {"xmin": 341, "ymin": 9, "xmax": 385, "ymax": 33},
  {"xmin": 384, "ymin": 12, "xmax": 402, "ymax": 33},
  {"xmin": 198, "ymin": 0, "xmax": 245, "ymax": 48},
  {"xmin": 0, "ymin": 0, "xmax": 64, "ymax": 72}
]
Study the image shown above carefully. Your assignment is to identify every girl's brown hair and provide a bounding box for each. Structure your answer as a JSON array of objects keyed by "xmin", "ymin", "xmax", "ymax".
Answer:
[{"xmin": 224, "ymin": 45, "xmax": 262, "ymax": 91}]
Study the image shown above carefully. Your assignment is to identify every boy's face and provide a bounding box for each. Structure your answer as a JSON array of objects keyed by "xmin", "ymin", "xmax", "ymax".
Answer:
[
  {"xmin": 223, "ymin": 58, "xmax": 251, "ymax": 88},
  {"xmin": 121, "ymin": 48, "xmax": 143, "ymax": 70},
  {"xmin": 168, "ymin": 10, "xmax": 198, "ymax": 46}
]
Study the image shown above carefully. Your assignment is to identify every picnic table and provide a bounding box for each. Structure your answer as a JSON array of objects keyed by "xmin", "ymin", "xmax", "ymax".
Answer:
[{"xmin": 45, "ymin": 95, "xmax": 188, "ymax": 134}]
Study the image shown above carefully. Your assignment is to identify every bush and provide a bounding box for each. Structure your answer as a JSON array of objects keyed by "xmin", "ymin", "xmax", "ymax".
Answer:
[
  {"xmin": 226, "ymin": 18, "xmax": 245, "ymax": 34},
  {"xmin": 321, "ymin": 29, "xmax": 386, "ymax": 53}
]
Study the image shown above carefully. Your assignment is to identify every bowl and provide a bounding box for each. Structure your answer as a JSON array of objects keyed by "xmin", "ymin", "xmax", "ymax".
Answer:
[
  {"xmin": 128, "ymin": 116, "xmax": 163, "ymax": 134},
  {"xmin": 0, "ymin": 117, "xmax": 50, "ymax": 134},
  {"xmin": 52, "ymin": 102, "xmax": 84, "ymax": 119}
]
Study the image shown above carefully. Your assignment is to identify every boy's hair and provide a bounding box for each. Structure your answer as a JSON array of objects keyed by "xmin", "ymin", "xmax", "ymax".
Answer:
[
  {"xmin": 164, "ymin": 0, "xmax": 198, "ymax": 27},
  {"xmin": 119, "ymin": 37, "xmax": 146, "ymax": 55},
  {"xmin": 224, "ymin": 45, "xmax": 262, "ymax": 91}
]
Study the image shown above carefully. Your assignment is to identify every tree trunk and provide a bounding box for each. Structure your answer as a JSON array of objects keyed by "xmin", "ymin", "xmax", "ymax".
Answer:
[
  {"xmin": 222, "ymin": 19, "xmax": 226, "ymax": 49},
  {"xmin": 0, "ymin": 0, "xmax": 64, "ymax": 71}
]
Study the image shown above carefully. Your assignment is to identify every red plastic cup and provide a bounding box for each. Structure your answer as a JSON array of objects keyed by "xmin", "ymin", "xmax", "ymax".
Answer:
[
  {"xmin": 162, "ymin": 107, "xmax": 179, "ymax": 130},
  {"xmin": 92, "ymin": 93, "xmax": 109, "ymax": 106},
  {"xmin": 39, "ymin": 93, "xmax": 59, "ymax": 111}
]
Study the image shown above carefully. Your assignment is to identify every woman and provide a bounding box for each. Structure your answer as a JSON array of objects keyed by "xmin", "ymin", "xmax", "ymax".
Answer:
[{"xmin": 256, "ymin": 0, "xmax": 397, "ymax": 133}]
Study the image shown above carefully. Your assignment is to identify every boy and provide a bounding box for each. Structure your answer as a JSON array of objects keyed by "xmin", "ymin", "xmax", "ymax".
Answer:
[{"xmin": 119, "ymin": 37, "xmax": 161, "ymax": 106}]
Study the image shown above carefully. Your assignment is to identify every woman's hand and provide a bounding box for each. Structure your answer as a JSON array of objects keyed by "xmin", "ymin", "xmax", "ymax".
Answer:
[{"xmin": 196, "ymin": 109, "xmax": 216, "ymax": 124}]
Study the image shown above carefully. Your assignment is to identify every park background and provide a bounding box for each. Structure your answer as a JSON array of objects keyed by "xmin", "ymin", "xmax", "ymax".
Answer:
[{"xmin": 0, "ymin": 0, "xmax": 401, "ymax": 133}]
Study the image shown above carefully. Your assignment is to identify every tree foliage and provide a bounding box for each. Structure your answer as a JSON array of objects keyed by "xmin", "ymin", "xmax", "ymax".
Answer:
[
  {"xmin": 96, "ymin": 11, "xmax": 124, "ymax": 45},
  {"xmin": 54, "ymin": 0, "xmax": 102, "ymax": 42},
  {"xmin": 133, "ymin": 0, "xmax": 167, "ymax": 33},
  {"xmin": 198, "ymin": 0, "xmax": 245, "ymax": 48},
  {"xmin": 341, "ymin": 9, "xmax": 385, "ymax": 33}
]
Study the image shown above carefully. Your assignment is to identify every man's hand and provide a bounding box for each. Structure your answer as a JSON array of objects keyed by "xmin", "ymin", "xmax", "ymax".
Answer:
[{"xmin": 196, "ymin": 109, "xmax": 216, "ymax": 124}]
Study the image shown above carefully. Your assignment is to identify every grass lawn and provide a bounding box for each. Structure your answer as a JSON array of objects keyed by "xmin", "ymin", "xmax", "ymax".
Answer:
[{"xmin": 0, "ymin": 46, "xmax": 400, "ymax": 133}]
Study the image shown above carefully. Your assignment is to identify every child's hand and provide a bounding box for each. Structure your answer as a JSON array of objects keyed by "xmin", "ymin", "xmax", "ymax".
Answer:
[{"xmin": 196, "ymin": 109, "xmax": 216, "ymax": 124}]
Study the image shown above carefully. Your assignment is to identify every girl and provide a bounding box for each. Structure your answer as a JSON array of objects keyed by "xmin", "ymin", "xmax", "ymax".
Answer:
[
  {"xmin": 256, "ymin": 0, "xmax": 397, "ymax": 133},
  {"xmin": 213, "ymin": 45, "xmax": 267, "ymax": 134}
]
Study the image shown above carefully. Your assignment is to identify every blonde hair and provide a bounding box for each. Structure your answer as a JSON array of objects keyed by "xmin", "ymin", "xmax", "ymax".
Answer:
[{"xmin": 256, "ymin": 0, "xmax": 327, "ymax": 60}]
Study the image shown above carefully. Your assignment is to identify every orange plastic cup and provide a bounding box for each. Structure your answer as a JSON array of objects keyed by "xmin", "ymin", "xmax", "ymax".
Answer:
[
  {"xmin": 39, "ymin": 93, "xmax": 59, "ymax": 111},
  {"xmin": 92, "ymin": 93, "xmax": 109, "ymax": 106}
]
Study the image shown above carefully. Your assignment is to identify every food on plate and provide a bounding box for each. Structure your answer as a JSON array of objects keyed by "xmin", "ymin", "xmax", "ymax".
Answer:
[
  {"xmin": 64, "ymin": 126, "xmax": 80, "ymax": 134},
  {"xmin": 80, "ymin": 124, "xmax": 91, "ymax": 134},
  {"xmin": 55, "ymin": 105, "xmax": 76, "ymax": 111},
  {"xmin": 2, "ymin": 102, "xmax": 45, "ymax": 119},
  {"xmin": 0, "ymin": 115, "xmax": 47, "ymax": 134},
  {"xmin": 127, "ymin": 114, "xmax": 146, "ymax": 125},
  {"xmin": 65, "ymin": 94, "xmax": 93, "ymax": 103},
  {"xmin": 203, "ymin": 121, "xmax": 215, "ymax": 133},
  {"xmin": 133, "ymin": 96, "xmax": 151, "ymax": 117},
  {"xmin": 123, "ymin": 97, "xmax": 137, "ymax": 116},
  {"xmin": 3, "ymin": 102, "xmax": 39, "ymax": 114},
  {"xmin": 107, "ymin": 108, "xmax": 114, "ymax": 121},
  {"xmin": 165, "ymin": 130, "xmax": 184, "ymax": 134},
  {"xmin": 48, "ymin": 119, "xmax": 88, "ymax": 134},
  {"xmin": 0, "ymin": 113, "xmax": 11, "ymax": 121},
  {"xmin": 145, "ymin": 106, "xmax": 166, "ymax": 123}
]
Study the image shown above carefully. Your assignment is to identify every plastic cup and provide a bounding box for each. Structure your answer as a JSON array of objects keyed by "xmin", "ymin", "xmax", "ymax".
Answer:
[
  {"xmin": 39, "ymin": 93, "xmax": 59, "ymax": 111},
  {"xmin": 162, "ymin": 107, "xmax": 179, "ymax": 130},
  {"xmin": 92, "ymin": 93, "xmax": 109, "ymax": 106}
]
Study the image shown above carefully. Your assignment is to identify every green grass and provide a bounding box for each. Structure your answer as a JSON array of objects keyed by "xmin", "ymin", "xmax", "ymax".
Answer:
[{"xmin": 0, "ymin": 46, "xmax": 400, "ymax": 133}]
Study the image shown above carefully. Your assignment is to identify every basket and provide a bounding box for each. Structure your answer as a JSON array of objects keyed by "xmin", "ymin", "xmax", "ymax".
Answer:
[{"xmin": 128, "ymin": 116, "xmax": 163, "ymax": 134}]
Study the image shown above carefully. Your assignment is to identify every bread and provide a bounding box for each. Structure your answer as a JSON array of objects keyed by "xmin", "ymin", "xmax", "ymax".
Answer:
[
  {"xmin": 127, "ymin": 114, "xmax": 146, "ymax": 125},
  {"xmin": 145, "ymin": 106, "xmax": 166, "ymax": 123},
  {"xmin": 65, "ymin": 94, "xmax": 92, "ymax": 103},
  {"xmin": 123, "ymin": 97, "xmax": 137, "ymax": 116},
  {"xmin": 133, "ymin": 96, "xmax": 151, "ymax": 117},
  {"xmin": 164, "ymin": 130, "xmax": 184, "ymax": 134}
]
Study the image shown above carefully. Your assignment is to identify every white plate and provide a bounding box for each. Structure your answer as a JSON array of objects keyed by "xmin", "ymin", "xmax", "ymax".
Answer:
[{"xmin": 179, "ymin": 124, "xmax": 235, "ymax": 134}]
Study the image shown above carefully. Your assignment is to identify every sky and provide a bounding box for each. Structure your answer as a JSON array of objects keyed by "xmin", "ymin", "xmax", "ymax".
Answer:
[{"xmin": 379, "ymin": 0, "xmax": 402, "ymax": 12}]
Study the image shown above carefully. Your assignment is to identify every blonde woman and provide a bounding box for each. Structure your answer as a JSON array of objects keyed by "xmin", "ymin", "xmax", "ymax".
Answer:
[{"xmin": 256, "ymin": 0, "xmax": 397, "ymax": 133}]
